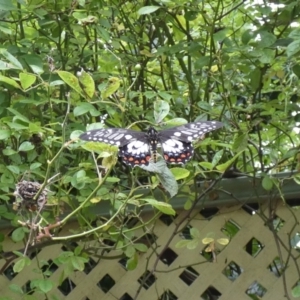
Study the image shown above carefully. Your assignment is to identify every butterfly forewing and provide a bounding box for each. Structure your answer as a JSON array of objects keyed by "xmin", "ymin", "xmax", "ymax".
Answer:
[
  {"xmin": 159, "ymin": 121, "xmax": 223, "ymax": 143},
  {"xmin": 79, "ymin": 128, "xmax": 147, "ymax": 146}
]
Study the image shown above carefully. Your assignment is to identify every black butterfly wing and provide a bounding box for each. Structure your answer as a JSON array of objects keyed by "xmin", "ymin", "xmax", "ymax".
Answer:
[
  {"xmin": 158, "ymin": 121, "xmax": 223, "ymax": 164},
  {"xmin": 159, "ymin": 121, "xmax": 223, "ymax": 142},
  {"xmin": 80, "ymin": 128, "xmax": 151, "ymax": 166}
]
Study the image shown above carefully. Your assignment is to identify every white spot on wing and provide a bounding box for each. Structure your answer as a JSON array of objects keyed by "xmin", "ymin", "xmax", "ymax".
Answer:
[
  {"xmin": 126, "ymin": 141, "xmax": 149, "ymax": 155},
  {"xmin": 162, "ymin": 139, "xmax": 185, "ymax": 153},
  {"xmin": 125, "ymin": 134, "xmax": 133, "ymax": 140}
]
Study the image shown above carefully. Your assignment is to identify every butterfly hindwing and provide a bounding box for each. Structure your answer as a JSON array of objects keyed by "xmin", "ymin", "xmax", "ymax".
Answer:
[
  {"xmin": 162, "ymin": 139, "xmax": 194, "ymax": 164},
  {"xmin": 119, "ymin": 140, "xmax": 151, "ymax": 166}
]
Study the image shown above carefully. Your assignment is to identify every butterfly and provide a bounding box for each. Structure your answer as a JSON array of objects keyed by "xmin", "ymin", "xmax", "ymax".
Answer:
[{"xmin": 79, "ymin": 121, "xmax": 223, "ymax": 166}]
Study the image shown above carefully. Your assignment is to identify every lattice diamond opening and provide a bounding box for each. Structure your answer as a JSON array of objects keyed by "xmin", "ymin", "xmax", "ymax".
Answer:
[
  {"xmin": 58, "ymin": 277, "xmax": 76, "ymax": 295},
  {"xmin": 123, "ymin": 215, "xmax": 139, "ymax": 228},
  {"xmin": 200, "ymin": 207, "xmax": 219, "ymax": 219},
  {"xmin": 245, "ymin": 281, "xmax": 267, "ymax": 299},
  {"xmin": 179, "ymin": 266, "xmax": 199, "ymax": 285},
  {"xmin": 160, "ymin": 247, "xmax": 178, "ymax": 266},
  {"xmin": 201, "ymin": 285, "xmax": 222, "ymax": 299},
  {"xmin": 61, "ymin": 242, "xmax": 78, "ymax": 252},
  {"xmin": 159, "ymin": 289, "xmax": 178, "ymax": 300},
  {"xmin": 179, "ymin": 225, "xmax": 193, "ymax": 240},
  {"xmin": 97, "ymin": 274, "xmax": 115, "ymax": 293},
  {"xmin": 22, "ymin": 280, "xmax": 34, "ymax": 295},
  {"xmin": 268, "ymin": 256, "xmax": 286, "ymax": 277},
  {"xmin": 242, "ymin": 203, "xmax": 259, "ymax": 215},
  {"xmin": 244, "ymin": 237, "xmax": 264, "ymax": 257},
  {"xmin": 3, "ymin": 263, "xmax": 17, "ymax": 280},
  {"xmin": 200, "ymin": 244, "xmax": 221, "ymax": 262},
  {"xmin": 102, "ymin": 239, "xmax": 116, "ymax": 253},
  {"xmin": 119, "ymin": 257, "xmax": 128, "ymax": 270},
  {"xmin": 138, "ymin": 270, "xmax": 156, "ymax": 290},
  {"xmin": 84, "ymin": 257, "xmax": 97, "ymax": 274},
  {"xmin": 160, "ymin": 214, "xmax": 177, "ymax": 226},
  {"xmin": 221, "ymin": 219, "xmax": 240, "ymax": 238},
  {"xmin": 136, "ymin": 233, "xmax": 157, "ymax": 246},
  {"xmin": 271, "ymin": 215, "xmax": 285, "ymax": 231},
  {"xmin": 291, "ymin": 232, "xmax": 300, "ymax": 251},
  {"xmin": 28, "ymin": 248, "xmax": 41, "ymax": 259},
  {"xmin": 41, "ymin": 259, "xmax": 59, "ymax": 277},
  {"xmin": 120, "ymin": 293, "xmax": 133, "ymax": 300},
  {"xmin": 222, "ymin": 261, "xmax": 243, "ymax": 281}
]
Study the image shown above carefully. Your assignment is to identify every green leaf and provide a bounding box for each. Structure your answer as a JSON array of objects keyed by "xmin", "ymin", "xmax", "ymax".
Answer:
[
  {"xmin": 74, "ymin": 102, "xmax": 96, "ymax": 116},
  {"xmin": 0, "ymin": 0, "xmax": 17, "ymax": 11},
  {"xmin": 138, "ymin": 6, "xmax": 160, "ymax": 15},
  {"xmin": 211, "ymin": 150, "xmax": 224, "ymax": 168},
  {"xmin": 195, "ymin": 56, "xmax": 211, "ymax": 68},
  {"xmin": 287, "ymin": 40, "xmax": 300, "ymax": 57},
  {"xmin": 292, "ymin": 64, "xmax": 300, "ymax": 78},
  {"xmin": 125, "ymin": 244, "xmax": 136, "ymax": 258},
  {"xmin": 170, "ymin": 168, "xmax": 190, "ymax": 180},
  {"xmin": 30, "ymin": 162, "xmax": 42, "ymax": 170},
  {"xmin": 126, "ymin": 253, "xmax": 138, "ymax": 270},
  {"xmin": 0, "ymin": 75, "xmax": 20, "ymax": 89},
  {"xmin": 258, "ymin": 31, "xmax": 276, "ymax": 48},
  {"xmin": 164, "ymin": 118, "xmax": 187, "ymax": 127},
  {"xmin": 175, "ymin": 240, "xmax": 191, "ymax": 248},
  {"xmin": 190, "ymin": 227, "xmax": 200, "ymax": 239},
  {"xmin": 232, "ymin": 132, "xmax": 248, "ymax": 152},
  {"xmin": 0, "ymin": 130, "xmax": 10, "ymax": 139},
  {"xmin": 187, "ymin": 239, "xmax": 199, "ymax": 250},
  {"xmin": 19, "ymin": 73, "xmax": 36, "ymax": 90},
  {"xmin": 9, "ymin": 284, "xmax": 23, "ymax": 294},
  {"xmin": 7, "ymin": 165, "xmax": 19, "ymax": 174},
  {"xmin": 216, "ymin": 152, "xmax": 243, "ymax": 172},
  {"xmin": 56, "ymin": 70, "xmax": 84, "ymax": 97},
  {"xmin": 19, "ymin": 141, "xmax": 35, "ymax": 152},
  {"xmin": 7, "ymin": 107, "xmax": 30, "ymax": 122},
  {"xmin": 3, "ymin": 148, "xmax": 17, "ymax": 156},
  {"xmin": 101, "ymin": 77, "xmax": 120, "ymax": 99},
  {"xmin": 142, "ymin": 198, "xmax": 175, "ymax": 215},
  {"xmin": 292, "ymin": 285, "xmax": 300, "ymax": 297},
  {"xmin": 262, "ymin": 175, "xmax": 273, "ymax": 190},
  {"xmin": 154, "ymin": 99, "xmax": 170, "ymax": 123},
  {"xmin": 70, "ymin": 256, "xmax": 86, "ymax": 271},
  {"xmin": 198, "ymin": 161, "xmax": 213, "ymax": 170},
  {"xmin": 78, "ymin": 70, "xmax": 95, "ymax": 99},
  {"xmin": 106, "ymin": 177, "xmax": 120, "ymax": 183},
  {"xmin": 0, "ymin": 49, "xmax": 23, "ymax": 69},
  {"xmin": 37, "ymin": 279, "xmax": 53, "ymax": 293},
  {"xmin": 23, "ymin": 54, "xmax": 44, "ymax": 74},
  {"xmin": 13, "ymin": 258, "xmax": 26, "ymax": 273},
  {"xmin": 249, "ymin": 68, "xmax": 261, "ymax": 90},
  {"xmin": 134, "ymin": 243, "xmax": 148, "ymax": 252},
  {"xmin": 158, "ymin": 91, "xmax": 172, "ymax": 101},
  {"xmin": 11, "ymin": 227, "xmax": 26, "ymax": 242}
]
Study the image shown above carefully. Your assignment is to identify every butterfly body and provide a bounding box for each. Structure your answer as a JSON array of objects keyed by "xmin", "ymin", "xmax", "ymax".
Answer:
[{"xmin": 80, "ymin": 121, "xmax": 223, "ymax": 166}]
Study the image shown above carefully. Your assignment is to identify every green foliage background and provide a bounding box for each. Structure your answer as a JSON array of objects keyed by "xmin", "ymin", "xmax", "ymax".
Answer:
[{"xmin": 1, "ymin": 0, "xmax": 300, "ymax": 298}]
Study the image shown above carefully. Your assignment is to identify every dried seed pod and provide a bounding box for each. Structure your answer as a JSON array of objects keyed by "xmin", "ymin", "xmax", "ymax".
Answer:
[{"xmin": 14, "ymin": 180, "xmax": 48, "ymax": 211}]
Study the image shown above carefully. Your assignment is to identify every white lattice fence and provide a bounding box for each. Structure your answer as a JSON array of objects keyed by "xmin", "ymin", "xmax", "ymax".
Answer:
[{"xmin": 0, "ymin": 200, "xmax": 299, "ymax": 300}]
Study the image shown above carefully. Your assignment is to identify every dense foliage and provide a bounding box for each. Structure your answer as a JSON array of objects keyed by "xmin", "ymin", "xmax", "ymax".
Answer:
[{"xmin": 1, "ymin": 0, "xmax": 300, "ymax": 298}]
